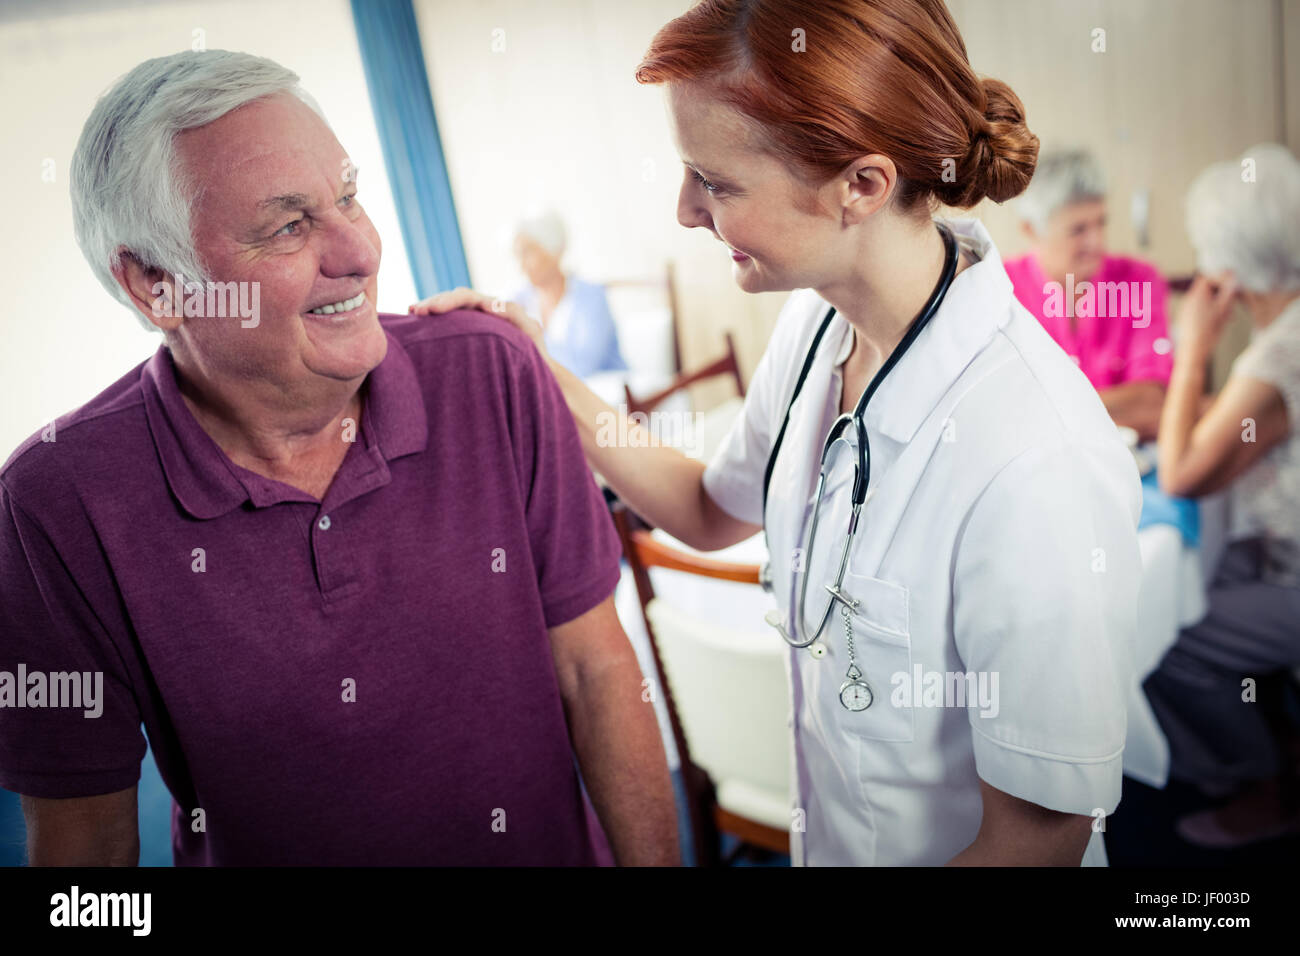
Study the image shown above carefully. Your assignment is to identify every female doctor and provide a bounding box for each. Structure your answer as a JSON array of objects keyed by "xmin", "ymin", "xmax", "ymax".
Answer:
[{"xmin": 414, "ymin": 0, "xmax": 1142, "ymax": 866}]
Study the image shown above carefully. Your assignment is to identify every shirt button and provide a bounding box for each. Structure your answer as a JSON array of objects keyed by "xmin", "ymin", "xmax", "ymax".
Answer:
[{"xmin": 317, "ymin": 515, "xmax": 332, "ymax": 531}]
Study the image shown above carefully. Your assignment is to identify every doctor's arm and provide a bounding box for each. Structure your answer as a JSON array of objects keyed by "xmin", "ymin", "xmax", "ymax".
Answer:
[
  {"xmin": 411, "ymin": 288, "xmax": 756, "ymax": 551},
  {"xmin": 947, "ymin": 780, "xmax": 1093, "ymax": 866},
  {"xmin": 548, "ymin": 595, "xmax": 681, "ymax": 866}
]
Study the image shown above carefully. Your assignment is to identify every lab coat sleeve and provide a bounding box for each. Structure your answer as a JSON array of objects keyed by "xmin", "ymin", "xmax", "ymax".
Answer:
[
  {"xmin": 951, "ymin": 437, "xmax": 1140, "ymax": 818},
  {"xmin": 702, "ymin": 291, "xmax": 817, "ymax": 526}
]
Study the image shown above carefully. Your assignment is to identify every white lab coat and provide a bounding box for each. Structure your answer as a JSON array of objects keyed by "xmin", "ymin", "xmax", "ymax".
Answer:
[{"xmin": 703, "ymin": 218, "xmax": 1141, "ymax": 866}]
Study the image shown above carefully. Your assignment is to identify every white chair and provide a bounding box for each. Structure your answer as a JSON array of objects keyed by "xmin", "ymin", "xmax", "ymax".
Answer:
[{"xmin": 610, "ymin": 505, "xmax": 793, "ymax": 865}]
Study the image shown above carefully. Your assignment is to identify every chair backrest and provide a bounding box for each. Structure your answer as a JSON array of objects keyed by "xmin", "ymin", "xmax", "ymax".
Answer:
[
  {"xmin": 644, "ymin": 596, "xmax": 790, "ymax": 797},
  {"xmin": 603, "ymin": 262, "xmax": 681, "ymax": 387},
  {"xmin": 623, "ymin": 331, "xmax": 746, "ymax": 417},
  {"xmin": 613, "ymin": 516, "xmax": 790, "ymax": 803}
]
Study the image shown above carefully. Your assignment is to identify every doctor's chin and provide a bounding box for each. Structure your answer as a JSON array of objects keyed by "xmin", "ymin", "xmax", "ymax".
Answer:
[{"xmin": 0, "ymin": 0, "xmax": 1293, "ymax": 938}]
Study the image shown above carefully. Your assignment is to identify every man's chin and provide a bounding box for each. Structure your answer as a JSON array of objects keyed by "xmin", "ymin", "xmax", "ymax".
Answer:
[{"xmin": 301, "ymin": 308, "xmax": 389, "ymax": 379}]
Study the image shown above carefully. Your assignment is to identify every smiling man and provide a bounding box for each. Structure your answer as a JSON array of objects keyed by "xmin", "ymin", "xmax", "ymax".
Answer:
[{"xmin": 0, "ymin": 50, "xmax": 677, "ymax": 866}]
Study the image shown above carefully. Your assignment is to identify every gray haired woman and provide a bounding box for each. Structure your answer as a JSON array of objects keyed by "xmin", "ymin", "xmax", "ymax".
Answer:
[{"xmin": 1144, "ymin": 143, "xmax": 1300, "ymax": 847}]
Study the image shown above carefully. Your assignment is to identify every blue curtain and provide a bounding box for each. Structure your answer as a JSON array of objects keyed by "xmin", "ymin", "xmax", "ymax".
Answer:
[{"xmin": 351, "ymin": 0, "xmax": 472, "ymax": 296}]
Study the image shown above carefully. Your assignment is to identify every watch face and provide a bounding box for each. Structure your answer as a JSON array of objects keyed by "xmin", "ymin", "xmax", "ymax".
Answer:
[{"xmin": 840, "ymin": 681, "xmax": 873, "ymax": 711}]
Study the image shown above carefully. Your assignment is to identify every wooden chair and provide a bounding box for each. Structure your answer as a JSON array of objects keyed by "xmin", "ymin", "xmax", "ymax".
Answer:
[
  {"xmin": 623, "ymin": 331, "xmax": 745, "ymax": 417},
  {"xmin": 609, "ymin": 500, "xmax": 791, "ymax": 866}
]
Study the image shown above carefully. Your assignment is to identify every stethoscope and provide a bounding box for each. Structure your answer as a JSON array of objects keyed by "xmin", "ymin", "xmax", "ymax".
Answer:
[{"xmin": 757, "ymin": 222, "xmax": 959, "ymax": 709}]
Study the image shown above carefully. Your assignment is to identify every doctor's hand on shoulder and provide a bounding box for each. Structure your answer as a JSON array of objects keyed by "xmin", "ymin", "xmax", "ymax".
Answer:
[{"xmin": 410, "ymin": 287, "xmax": 550, "ymax": 359}]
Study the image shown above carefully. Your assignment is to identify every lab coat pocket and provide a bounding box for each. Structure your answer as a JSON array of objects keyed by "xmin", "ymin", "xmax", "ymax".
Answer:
[{"xmin": 829, "ymin": 572, "xmax": 914, "ymax": 743}]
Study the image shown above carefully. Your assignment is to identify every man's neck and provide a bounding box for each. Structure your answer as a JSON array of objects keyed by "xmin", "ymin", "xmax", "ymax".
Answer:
[{"xmin": 171, "ymin": 349, "xmax": 364, "ymax": 498}]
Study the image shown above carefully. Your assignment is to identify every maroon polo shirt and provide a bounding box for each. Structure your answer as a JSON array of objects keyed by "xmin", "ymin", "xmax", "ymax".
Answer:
[{"xmin": 0, "ymin": 311, "xmax": 624, "ymax": 865}]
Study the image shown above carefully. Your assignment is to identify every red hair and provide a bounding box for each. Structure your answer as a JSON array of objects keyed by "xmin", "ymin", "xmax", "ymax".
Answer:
[{"xmin": 636, "ymin": 0, "xmax": 1038, "ymax": 211}]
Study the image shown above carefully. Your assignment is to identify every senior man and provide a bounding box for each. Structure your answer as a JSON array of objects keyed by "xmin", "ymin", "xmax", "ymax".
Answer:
[{"xmin": 0, "ymin": 50, "xmax": 678, "ymax": 866}]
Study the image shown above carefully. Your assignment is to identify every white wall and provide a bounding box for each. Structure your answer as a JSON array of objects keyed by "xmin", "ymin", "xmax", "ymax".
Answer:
[{"xmin": 0, "ymin": 0, "xmax": 418, "ymax": 458}]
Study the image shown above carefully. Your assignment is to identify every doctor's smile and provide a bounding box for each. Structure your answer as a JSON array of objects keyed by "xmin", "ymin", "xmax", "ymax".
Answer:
[{"xmin": 7, "ymin": 0, "xmax": 1299, "ymax": 897}]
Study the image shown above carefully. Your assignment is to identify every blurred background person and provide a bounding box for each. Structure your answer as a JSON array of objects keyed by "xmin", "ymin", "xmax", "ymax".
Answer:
[
  {"xmin": 510, "ymin": 208, "xmax": 628, "ymax": 378},
  {"xmin": 1144, "ymin": 143, "xmax": 1300, "ymax": 847},
  {"xmin": 1005, "ymin": 149, "xmax": 1173, "ymax": 441}
]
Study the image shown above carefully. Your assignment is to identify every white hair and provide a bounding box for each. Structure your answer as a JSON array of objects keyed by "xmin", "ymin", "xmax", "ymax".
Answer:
[
  {"xmin": 1016, "ymin": 148, "xmax": 1107, "ymax": 232},
  {"xmin": 70, "ymin": 50, "xmax": 328, "ymax": 331},
  {"xmin": 513, "ymin": 208, "xmax": 566, "ymax": 258},
  {"xmin": 1185, "ymin": 143, "xmax": 1300, "ymax": 295}
]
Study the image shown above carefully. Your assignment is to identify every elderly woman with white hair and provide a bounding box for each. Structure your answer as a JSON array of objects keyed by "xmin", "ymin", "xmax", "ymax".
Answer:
[
  {"xmin": 1004, "ymin": 149, "xmax": 1174, "ymax": 440},
  {"xmin": 1143, "ymin": 143, "xmax": 1300, "ymax": 848},
  {"xmin": 509, "ymin": 209, "xmax": 627, "ymax": 378}
]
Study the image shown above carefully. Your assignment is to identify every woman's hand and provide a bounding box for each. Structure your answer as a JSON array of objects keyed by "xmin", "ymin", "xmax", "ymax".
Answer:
[
  {"xmin": 1175, "ymin": 272, "xmax": 1239, "ymax": 357},
  {"xmin": 409, "ymin": 287, "xmax": 548, "ymax": 358}
]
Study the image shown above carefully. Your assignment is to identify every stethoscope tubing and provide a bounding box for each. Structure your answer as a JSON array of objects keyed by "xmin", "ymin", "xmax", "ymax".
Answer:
[{"xmin": 762, "ymin": 222, "xmax": 960, "ymax": 648}]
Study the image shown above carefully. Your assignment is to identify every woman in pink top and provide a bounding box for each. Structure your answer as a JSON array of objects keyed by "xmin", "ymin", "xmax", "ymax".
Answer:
[{"xmin": 1004, "ymin": 149, "xmax": 1173, "ymax": 440}]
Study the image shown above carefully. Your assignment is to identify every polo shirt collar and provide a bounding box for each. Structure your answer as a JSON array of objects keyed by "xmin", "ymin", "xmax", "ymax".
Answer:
[
  {"xmin": 830, "ymin": 218, "xmax": 1013, "ymax": 444},
  {"xmin": 142, "ymin": 328, "xmax": 428, "ymax": 519}
]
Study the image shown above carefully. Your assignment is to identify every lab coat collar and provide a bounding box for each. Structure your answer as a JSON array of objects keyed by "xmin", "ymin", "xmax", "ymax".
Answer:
[{"xmin": 845, "ymin": 218, "xmax": 1013, "ymax": 445}]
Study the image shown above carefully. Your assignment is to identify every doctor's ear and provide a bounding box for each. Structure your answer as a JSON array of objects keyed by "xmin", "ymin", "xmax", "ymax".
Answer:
[{"xmin": 838, "ymin": 154, "xmax": 897, "ymax": 225}]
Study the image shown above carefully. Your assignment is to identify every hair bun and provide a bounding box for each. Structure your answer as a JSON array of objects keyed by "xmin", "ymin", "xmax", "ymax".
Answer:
[
  {"xmin": 972, "ymin": 78, "xmax": 1039, "ymax": 205},
  {"xmin": 936, "ymin": 79, "xmax": 1039, "ymax": 209}
]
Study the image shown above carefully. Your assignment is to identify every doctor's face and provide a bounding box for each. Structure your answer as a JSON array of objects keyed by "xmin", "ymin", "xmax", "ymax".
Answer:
[{"xmin": 666, "ymin": 82, "xmax": 840, "ymax": 294}]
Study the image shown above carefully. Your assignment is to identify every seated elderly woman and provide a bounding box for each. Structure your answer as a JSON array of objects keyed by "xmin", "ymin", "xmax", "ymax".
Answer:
[
  {"xmin": 1004, "ymin": 149, "xmax": 1173, "ymax": 440},
  {"xmin": 0, "ymin": 50, "xmax": 677, "ymax": 866},
  {"xmin": 1143, "ymin": 143, "xmax": 1300, "ymax": 848},
  {"xmin": 509, "ymin": 209, "xmax": 628, "ymax": 378}
]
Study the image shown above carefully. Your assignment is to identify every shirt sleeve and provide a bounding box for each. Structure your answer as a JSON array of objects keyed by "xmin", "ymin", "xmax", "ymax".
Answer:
[
  {"xmin": 506, "ymin": 338, "xmax": 623, "ymax": 628},
  {"xmin": 1120, "ymin": 268, "xmax": 1173, "ymax": 386},
  {"xmin": 0, "ymin": 482, "xmax": 146, "ymax": 798},
  {"xmin": 1232, "ymin": 306, "xmax": 1300, "ymax": 427},
  {"xmin": 951, "ymin": 438, "xmax": 1140, "ymax": 817}
]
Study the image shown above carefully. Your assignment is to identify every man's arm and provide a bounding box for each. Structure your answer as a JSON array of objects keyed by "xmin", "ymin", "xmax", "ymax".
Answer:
[
  {"xmin": 947, "ymin": 779, "xmax": 1093, "ymax": 866},
  {"xmin": 548, "ymin": 595, "xmax": 680, "ymax": 866},
  {"xmin": 1098, "ymin": 380, "xmax": 1165, "ymax": 441},
  {"xmin": 21, "ymin": 785, "xmax": 139, "ymax": 866}
]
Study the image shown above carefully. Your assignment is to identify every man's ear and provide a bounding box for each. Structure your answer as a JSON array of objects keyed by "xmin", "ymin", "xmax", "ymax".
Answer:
[
  {"xmin": 112, "ymin": 250, "xmax": 182, "ymax": 333},
  {"xmin": 840, "ymin": 154, "xmax": 897, "ymax": 227}
]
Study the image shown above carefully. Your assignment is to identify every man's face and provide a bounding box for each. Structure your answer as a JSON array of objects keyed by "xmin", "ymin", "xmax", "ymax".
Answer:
[{"xmin": 170, "ymin": 93, "xmax": 386, "ymax": 389}]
